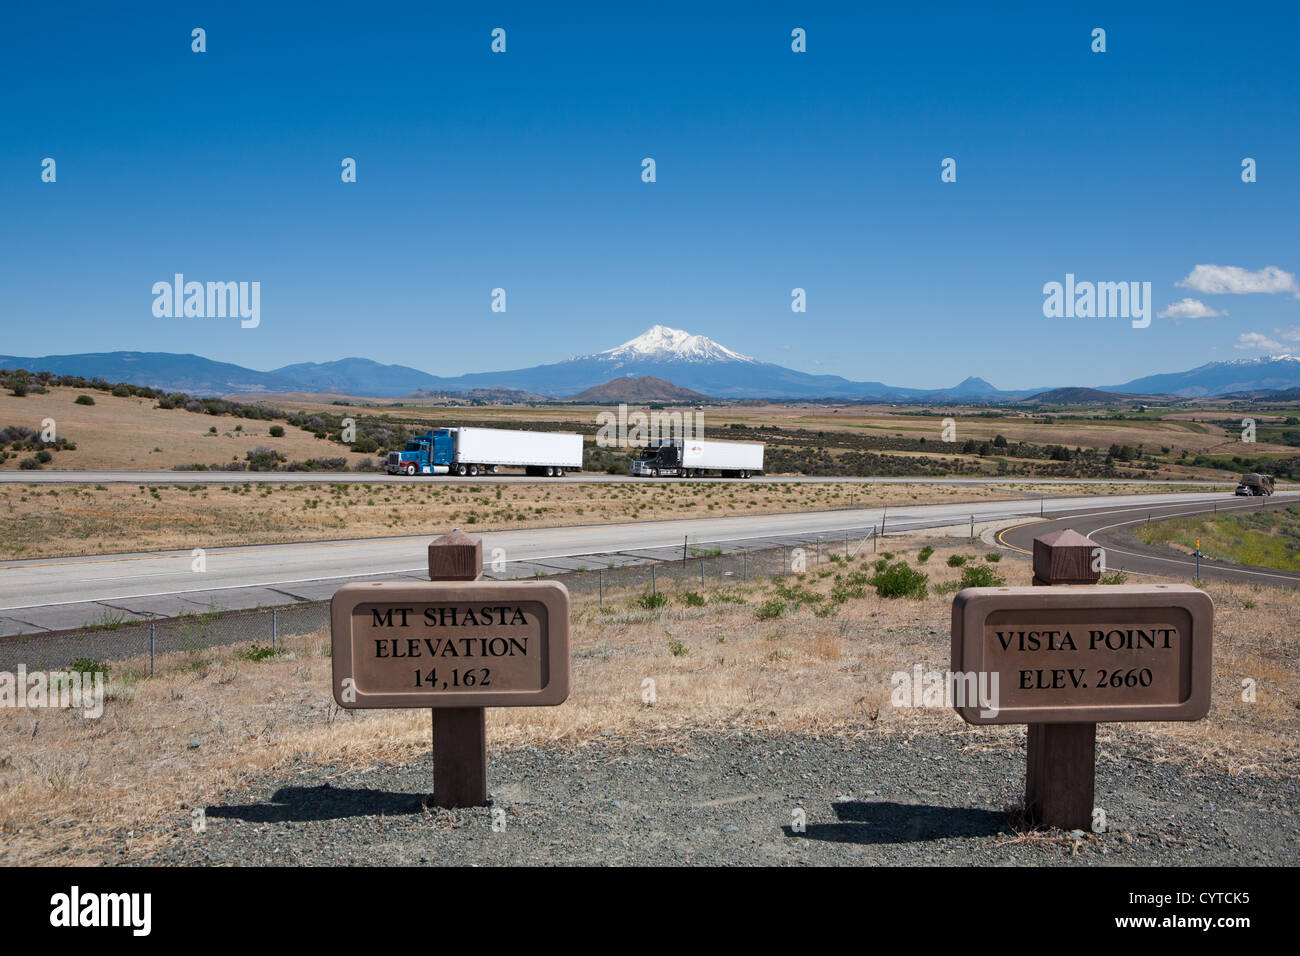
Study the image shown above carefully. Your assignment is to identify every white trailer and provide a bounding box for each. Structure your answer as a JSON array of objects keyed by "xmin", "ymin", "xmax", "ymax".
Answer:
[
  {"xmin": 387, "ymin": 427, "xmax": 583, "ymax": 477},
  {"xmin": 631, "ymin": 438, "xmax": 764, "ymax": 478},
  {"xmin": 454, "ymin": 427, "xmax": 583, "ymax": 477}
]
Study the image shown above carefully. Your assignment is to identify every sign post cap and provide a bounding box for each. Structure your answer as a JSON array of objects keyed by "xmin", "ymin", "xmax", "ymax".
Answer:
[
  {"xmin": 428, "ymin": 529, "xmax": 483, "ymax": 581},
  {"xmin": 1032, "ymin": 527, "xmax": 1100, "ymax": 585},
  {"xmin": 1034, "ymin": 528, "xmax": 1094, "ymax": 549}
]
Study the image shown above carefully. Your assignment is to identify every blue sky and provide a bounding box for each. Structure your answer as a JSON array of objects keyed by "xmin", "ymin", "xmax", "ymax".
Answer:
[{"xmin": 2, "ymin": 2, "xmax": 1298, "ymax": 389}]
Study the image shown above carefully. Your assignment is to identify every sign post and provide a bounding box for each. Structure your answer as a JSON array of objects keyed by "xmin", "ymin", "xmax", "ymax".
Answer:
[
  {"xmin": 331, "ymin": 530, "xmax": 570, "ymax": 809},
  {"xmin": 1029, "ymin": 529, "xmax": 1098, "ymax": 827},
  {"xmin": 428, "ymin": 530, "xmax": 487, "ymax": 809},
  {"xmin": 951, "ymin": 529, "xmax": 1213, "ymax": 830}
]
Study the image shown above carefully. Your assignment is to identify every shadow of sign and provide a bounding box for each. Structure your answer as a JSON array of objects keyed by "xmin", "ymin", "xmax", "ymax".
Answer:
[
  {"xmin": 205, "ymin": 784, "xmax": 433, "ymax": 823},
  {"xmin": 784, "ymin": 801, "xmax": 1009, "ymax": 844}
]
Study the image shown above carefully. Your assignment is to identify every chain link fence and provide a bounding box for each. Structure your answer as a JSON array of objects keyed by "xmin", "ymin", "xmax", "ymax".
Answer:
[{"xmin": 0, "ymin": 601, "xmax": 330, "ymax": 674}]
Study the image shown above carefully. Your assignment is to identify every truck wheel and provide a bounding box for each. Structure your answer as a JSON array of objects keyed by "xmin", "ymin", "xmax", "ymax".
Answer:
[
  {"xmin": 490, "ymin": 465, "xmax": 500, "ymax": 474},
  {"xmin": 404, "ymin": 463, "xmax": 416, "ymax": 476},
  {"xmin": 556, "ymin": 468, "xmax": 566, "ymax": 477},
  {"xmin": 456, "ymin": 463, "xmax": 468, "ymax": 477},
  {"xmin": 469, "ymin": 464, "xmax": 479, "ymax": 477}
]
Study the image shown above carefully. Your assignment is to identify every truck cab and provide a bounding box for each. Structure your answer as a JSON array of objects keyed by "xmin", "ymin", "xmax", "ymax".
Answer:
[
  {"xmin": 386, "ymin": 430, "xmax": 454, "ymax": 475},
  {"xmin": 632, "ymin": 440, "xmax": 680, "ymax": 477}
]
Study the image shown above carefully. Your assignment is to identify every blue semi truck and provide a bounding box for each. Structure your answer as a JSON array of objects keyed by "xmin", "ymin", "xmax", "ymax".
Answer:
[{"xmin": 386, "ymin": 426, "xmax": 584, "ymax": 477}]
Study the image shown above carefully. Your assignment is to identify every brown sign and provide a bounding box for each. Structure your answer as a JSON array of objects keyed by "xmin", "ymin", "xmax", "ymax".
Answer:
[
  {"xmin": 950, "ymin": 584, "xmax": 1212, "ymax": 725},
  {"xmin": 331, "ymin": 581, "xmax": 570, "ymax": 709}
]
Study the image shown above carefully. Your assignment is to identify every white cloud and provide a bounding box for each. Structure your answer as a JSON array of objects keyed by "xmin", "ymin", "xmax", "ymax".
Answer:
[
  {"xmin": 1156, "ymin": 298, "xmax": 1221, "ymax": 320},
  {"xmin": 1177, "ymin": 264, "xmax": 1299, "ymax": 296},
  {"xmin": 1235, "ymin": 332, "xmax": 1285, "ymax": 351},
  {"xmin": 1280, "ymin": 326, "xmax": 1300, "ymax": 342}
]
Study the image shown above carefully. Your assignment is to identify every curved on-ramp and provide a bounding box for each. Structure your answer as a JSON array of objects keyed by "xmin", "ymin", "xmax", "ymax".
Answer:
[{"xmin": 995, "ymin": 495, "xmax": 1300, "ymax": 586}]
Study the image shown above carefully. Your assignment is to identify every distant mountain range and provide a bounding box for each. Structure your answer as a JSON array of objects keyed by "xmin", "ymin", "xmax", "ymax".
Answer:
[
  {"xmin": 1109, "ymin": 356, "xmax": 1300, "ymax": 397},
  {"xmin": 5, "ymin": 325, "xmax": 1300, "ymax": 402}
]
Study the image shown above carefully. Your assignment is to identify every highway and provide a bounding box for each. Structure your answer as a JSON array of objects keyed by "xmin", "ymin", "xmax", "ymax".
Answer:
[
  {"xmin": 2, "ymin": 488, "xmax": 1291, "ymax": 635},
  {"xmin": 0, "ymin": 470, "xmax": 1240, "ymax": 487}
]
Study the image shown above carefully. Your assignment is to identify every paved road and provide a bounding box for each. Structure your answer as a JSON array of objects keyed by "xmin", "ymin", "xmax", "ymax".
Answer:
[
  {"xmin": 1, "ymin": 489, "xmax": 1284, "ymax": 635},
  {"xmin": 0, "ymin": 470, "xmax": 1240, "ymax": 487},
  {"xmin": 996, "ymin": 495, "xmax": 1300, "ymax": 586}
]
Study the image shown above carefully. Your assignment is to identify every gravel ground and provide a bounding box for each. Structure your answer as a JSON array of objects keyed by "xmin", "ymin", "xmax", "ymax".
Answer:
[{"xmin": 137, "ymin": 729, "xmax": 1298, "ymax": 866}]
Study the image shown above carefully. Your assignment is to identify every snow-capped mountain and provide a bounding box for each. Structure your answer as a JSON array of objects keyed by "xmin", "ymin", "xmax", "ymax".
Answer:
[
  {"xmin": 1108, "ymin": 354, "xmax": 1300, "ymax": 397},
  {"xmin": 418, "ymin": 324, "xmax": 863, "ymax": 397},
  {"xmin": 582, "ymin": 325, "xmax": 758, "ymax": 365}
]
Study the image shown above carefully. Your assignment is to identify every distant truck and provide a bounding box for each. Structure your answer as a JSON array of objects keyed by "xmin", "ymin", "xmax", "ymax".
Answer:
[
  {"xmin": 386, "ymin": 427, "xmax": 583, "ymax": 477},
  {"xmin": 1235, "ymin": 473, "xmax": 1275, "ymax": 496},
  {"xmin": 631, "ymin": 438, "xmax": 764, "ymax": 478}
]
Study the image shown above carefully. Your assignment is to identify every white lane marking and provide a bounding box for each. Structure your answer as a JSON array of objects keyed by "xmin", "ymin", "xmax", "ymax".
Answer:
[{"xmin": 79, "ymin": 570, "xmax": 193, "ymax": 582}]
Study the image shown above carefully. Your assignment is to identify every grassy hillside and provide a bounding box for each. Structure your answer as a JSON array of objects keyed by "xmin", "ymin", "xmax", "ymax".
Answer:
[{"xmin": 1136, "ymin": 505, "xmax": 1300, "ymax": 571}]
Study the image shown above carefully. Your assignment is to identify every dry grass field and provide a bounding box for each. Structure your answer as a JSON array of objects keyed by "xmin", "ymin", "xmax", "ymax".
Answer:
[
  {"xmin": 0, "ymin": 535, "xmax": 1293, "ymax": 864},
  {"xmin": 0, "ymin": 386, "xmax": 372, "ymax": 471},
  {"xmin": 4, "ymin": 385, "xmax": 1292, "ymax": 477},
  {"xmin": 0, "ymin": 479, "xmax": 1207, "ymax": 560}
]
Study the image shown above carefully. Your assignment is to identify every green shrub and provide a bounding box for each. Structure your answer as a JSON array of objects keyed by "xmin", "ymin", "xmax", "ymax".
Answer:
[
  {"xmin": 245, "ymin": 446, "xmax": 284, "ymax": 470},
  {"xmin": 984, "ymin": 553, "xmax": 1002, "ymax": 563},
  {"xmin": 667, "ymin": 639, "xmax": 686, "ymax": 657},
  {"xmin": 636, "ymin": 592, "xmax": 668, "ymax": 610},
  {"xmin": 35, "ymin": 449, "xmax": 52, "ymax": 463},
  {"xmin": 236, "ymin": 643, "xmax": 281, "ymax": 662},
  {"xmin": 111, "ymin": 384, "xmax": 131, "ymax": 397},
  {"xmin": 1099, "ymin": 571, "xmax": 1128, "ymax": 585},
  {"xmin": 68, "ymin": 657, "xmax": 109, "ymax": 676},
  {"xmin": 946, "ymin": 554, "xmax": 967, "ymax": 567},
  {"xmin": 958, "ymin": 564, "xmax": 1005, "ymax": 588},
  {"xmin": 917, "ymin": 546, "xmax": 934, "ymax": 563},
  {"xmin": 74, "ymin": 394, "xmax": 95, "ymax": 405},
  {"xmin": 681, "ymin": 591, "xmax": 706, "ymax": 607},
  {"xmin": 870, "ymin": 562, "xmax": 928, "ymax": 599},
  {"xmin": 18, "ymin": 457, "xmax": 40, "ymax": 469},
  {"xmin": 268, "ymin": 425, "xmax": 285, "ymax": 437},
  {"xmin": 756, "ymin": 599, "xmax": 786, "ymax": 619}
]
